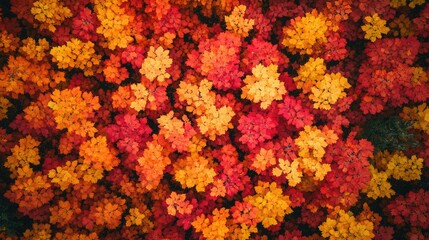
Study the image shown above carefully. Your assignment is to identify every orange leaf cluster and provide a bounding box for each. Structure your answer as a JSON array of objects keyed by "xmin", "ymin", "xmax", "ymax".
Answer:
[
  {"xmin": 94, "ymin": 0, "xmax": 135, "ymax": 50},
  {"xmin": 140, "ymin": 46, "xmax": 173, "ymax": 83},
  {"xmin": 31, "ymin": 0, "xmax": 72, "ymax": 32},
  {"xmin": 0, "ymin": 30, "xmax": 19, "ymax": 53},
  {"xmin": 49, "ymin": 200, "xmax": 81, "ymax": 227},
  {"xmin": 19, "ymin": 37, "xmax": 50, "ymax": 62},
  {"xmin": 176, "ymin": 79, "xmax": 216, "ymax": 115},
  {"xmin": 90, "ymin": 197, "xmax": 127, "ymax": 230},
  {"xmin": 248, "ymin": 147, "xmax": 277, "ymax": 174},
  {"xmin": 0, "ymin": 96, "xmax": 11, "ymax": 121},
  {"xmin": 0, "ymin": 56, "xmax": 31, "ymax": 98},
  {"xmin": 157, "ymin": 111, "xmax": 196, "ymax": 152},
  {"xmin": 48, "ymin": 160, "xmax": 80, "ymax": 191},
  {"xmin": 225, "ymin": 5, "xmax": 254, "ymax": 37},
  {"xmin": 79, "ymin": 136, "xmax": 119, "ymax": 171},
  {"xmin": 103, "ymin": 54, "xmax": 129, "ymax": 84},
  {"xmin": 23, "ymin": 94, "xmax": 57, "ymax": 135},
  {"xmin": 48, "ymin": 87, "xmax": 100, "ymax": 137},
  {"xmin": 166, "ymin": 192, "xmax": 193, "ymax": 216},
  {"xmin": 192, "ymin": 208, "xmax": 230, "ymax": 240},
  {"xmin": 4, "ymin": 173, "xmax": 54, "ymax": 215},
  {"xmin": 111, "ymin": 85, "xmax": 135, "ymax": 111},
  {"xmin": 23, "ymin": 223, "xmax": 52, "ymax": 240},
  {"xmin": 0, "ymin": 58, "xmax": 57, "ymax": 97},
  {"xmin": 244, "ymin": 181, "xmax": 293, "ymax": 228},
  {"xmin": 173, "ymin": 153, "xmax": 216, "ymax": 192},
  {"xmin": 4, "ymin": 135, "xmax": 40, "ymax": 179},
  {"xmin": 50, "ymin": 38, "xmax": 101, "ymax": 76},
  {"xmin": 135, "ymin": 136, "xmax": 171, "ymax": 191}
]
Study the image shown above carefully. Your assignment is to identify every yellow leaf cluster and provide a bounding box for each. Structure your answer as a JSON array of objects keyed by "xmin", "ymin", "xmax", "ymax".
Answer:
[
  {"xmin": 50, "ymin": 38, "xmax": 101, "ymax": 76},
  {"xmin": 177, "ymin": 79, "xmax": 235, "ymax": 139},
  {"xmin": 361, "ymin": 14, "xmax": 390, "ymax": 42},
  {"xmin": 373, "ymin": 150, "xmax": 390, "ymax": 171},
  {"xmin": 0, "ymin": 97, "xmax": 11, "ymax": 121},
  {"xmin": 362, "ymin": 165, "xmax": 395, "ymax": 200},
  {"xmin": 30, "ymin": 0, "xmax": 72, "ymax": 32},
  {"xmin": 410, "ymin": 67, "xmax": 428, "ymax": 86},
  {"xmin": 196, "ymin": 105, "xmax": 235, "ymax": 141},
  {"xmin": 310, "ymin": 72, "xmax": 351, "ymax": 110},
  {"xmin": 79, "ymin": 163, "xmax": 104, "ymax": 184},
  {"xmin": 401, "ymin": 103, "xmax": 429, "ymax": 134},
  {"xmin": 389, "ymin": 14, "xmax": 414, "ymax": 37},
  {"xmin": 293, "ymin": 58, "xmax": 350, "ymax": 110},
  {"xmin": 383, "ymin": 151, "xmax": 423, "ymax": 181},
  {"xmin": 228, "ymin": 223, "xmax": 258, "ymax": 240},
  {"xmin": 94, "ymin": 0, "xmax": 134, "ymax": 50},
  {"xmin": 390, "ymin": 0, "xmax": 406, "ymax": 8},
  {"xmin": 5, "ymin": 135, "xmax": 40, "ymax": 179},
  {"xmin": 241, "ymin": 63, "xmax": 286, "ymax": 109},
  {"xmin": 140, "ymin": 46, "xmax": 173, "ymax": 82},
  {"xmin": 409, "ymin": 0, "xmax": 426, "ymax": 8},
  {"xmin": 48, "ymin": 160, "xmax": 80, "ymax": 191},
  {"xmin": 295, "ymin": 126, "xmax": 330, "ymax": 160},
  {"xmin": 225, "ymin": 5, "xmax": 254, "ymax": 37},
  {"xmin": 174, "ymin": 153, "xmax": 216, "ymax": 192},
  {"xmin": 0, "ymin": 30, "xmax": 19, "ymax": 53},
  {"xmin": 187, "ymin": 135, "xmax": 207, "ymax": 154},
  {"xmin": 244, "ymin": 181, "xmax": 293, "ymax": 228},
  {"xmin": 293, "ymin": 57, "xmax": 326, "ymax": 94},
  {"xmin": 294, "ymin": 126, "xmax": 337, "ymax": 181},
  {"xmin": 282, "ymin": 10, "xmax": 329, "ymax": 55},
  {"xmin": 192, "ymin": 208, "xmax": 230, "ymax": 240},
  {"xmin": 319, "ymin": 208, "xmax": 375, "ymax": 240},
  {"xmin": 177, "ymin": 79, "xmax": 216, "ymax": 115},
  {"xmin": 20, "ymin": 37, "xmax": 50, "ymax": 61},
  {"xmin": 272, "ymin": 159, "xmax": 303, "ymax": 187},
  {"xmin": 130, "ymin": 83, "xmax": 149, "ymax": 112},
  {"xmin": 125, "ymin": 208, "xmax": 147, "ymax": 227}
]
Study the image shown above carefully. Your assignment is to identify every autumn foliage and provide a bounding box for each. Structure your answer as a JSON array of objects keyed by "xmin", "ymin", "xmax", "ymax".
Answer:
[{"xmin": 0, "ymin": 0, "xmax": 428, "ymax": 239}]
